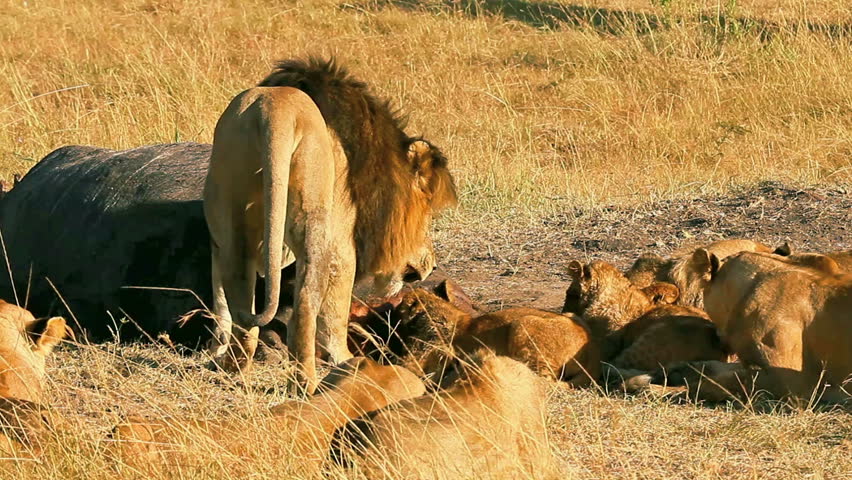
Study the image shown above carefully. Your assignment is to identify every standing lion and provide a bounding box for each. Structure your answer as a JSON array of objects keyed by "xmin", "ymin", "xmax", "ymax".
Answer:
[{"xmin": 204, "ymin": 58, "xmax": 457, "ymax": 391}]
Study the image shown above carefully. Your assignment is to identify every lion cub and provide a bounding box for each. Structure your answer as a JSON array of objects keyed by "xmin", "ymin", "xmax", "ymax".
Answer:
[
  {"xmin": 0, "ymin": 300, "xmax": 67, "ymax": 453},
  {"xmin": 388, "ymin": 288, "xmax": 599, "ymax": 386},
  {"xmin": 565, "ymin": 260, "xmax": 728, "ymax": 373},
  {"xmin": 332, "ymin": 352, "xmax": 560, "ymax": 479},
  {"xmin": 111, "ymin": 357, "xmax": 425, "ymax": 473},
  {"xmin": 626, "ymin": 239, "xmax": 784, "ymax": 308},
  {"xmin": 665, "ymin": 251, "xmax": 852, "ymax": 403}
]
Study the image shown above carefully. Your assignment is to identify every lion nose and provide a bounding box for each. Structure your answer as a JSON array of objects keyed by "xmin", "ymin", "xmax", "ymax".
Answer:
[{"xmin": 402, "ymin": 264, "xmax": 424, "ymax": 283}]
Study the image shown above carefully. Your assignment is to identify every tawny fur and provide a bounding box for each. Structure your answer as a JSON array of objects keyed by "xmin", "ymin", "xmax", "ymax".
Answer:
[
  {"xmin": 0, "ymin": 300, "xmax": 67, "ymax": 453},
  {"xmin": 388, "ymin": 289, "xmax": 599, "ymax": 386},
  {"xmin": 626, "ymin": 239, "xmax": 779, "ymax": 308},
  {"xmin": 110, "ymin": 357, "xmax": 426, "ymax": 474},
  {"xmin": 565, "ymin": 260, "xmax": 727, "ymax": 375},
  {"xmin": 667, "ymin": 251, "xmax": 852, "ymax": 403},
  {"xmin": 611, "ymin": 305, "xmax": 728, "ymax": 371},
  {"xmin": 203, "ymin": 57, "xmax": 456, "ymax": 392},
  {"xmin": 332, "ymin": 353, "xmax": 560, "ymax": 479}
]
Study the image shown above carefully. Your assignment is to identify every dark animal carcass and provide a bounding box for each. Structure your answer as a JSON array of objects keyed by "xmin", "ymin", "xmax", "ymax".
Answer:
[
  {"xmin": 0, "ymin": 143, "xmax": 223, "ymax": 346},
  {"xmin": 0, "ymin": 141, "xmax": 460, "ymax": 352}
]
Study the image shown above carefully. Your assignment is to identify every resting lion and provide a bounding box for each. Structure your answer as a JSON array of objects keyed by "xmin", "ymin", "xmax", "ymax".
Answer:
[
  {"xmin": 665, "ymin": 251, "xmax": 851, "ymax": 403},
  {"xmin": 564, "ymin": 261, "xmax": 728, "ymax": 377},
  {"xmin": 383, "ymin": 288, "xmax": 599, "ymax": 387},
  {"xmin": 111, "ymin": 356, "xmax": 425, "ymax": 474},
  {"xmin": 204, "ymin": 58, "xmax": 457, "ymax": 391},
  {"xmin": 332, "ymin": 352, "xmax": 559, "ymax": 479},
  {"xmin": 626, "ymin": 239, "xmax": 785, "ymax": 308},
  {"xmin": 0, "ymin": 300, "xmax": 67, "ymax": 452}
]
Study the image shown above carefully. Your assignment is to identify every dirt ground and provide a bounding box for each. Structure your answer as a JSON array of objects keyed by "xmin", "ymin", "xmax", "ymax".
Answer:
[{"xmin": 436, "ymin": 181, "xmax": 852, "ymax": 312}]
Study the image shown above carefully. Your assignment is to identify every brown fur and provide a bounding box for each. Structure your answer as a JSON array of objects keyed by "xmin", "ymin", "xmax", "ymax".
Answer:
[
  {"xmin": 387, "ymin": 289, "xmax": 599, "ymax": 386},
  {"xmin": 611, "ymin": 305, "xmax": 728, "ymax": 371},
  {"xmin": 111, "ymin": 357, "xmax": 426, "ymax": 473},
  {"xmin": 0, "ymin": 300, "xmax": 67, "ymax": 453},
  {"xmin": 786, "ymin": 249, "xmax": 852, "ymax": 273},
  {"xmin": 667, "ymin": 251, "xmax": 852, "ymax": 402},
  {"xmin": 332, "ymin": 352, "xmax": 559, "ymax": 479},
  {"xmin": 565, "ymin": 260, "xmax": 678, "ymax": 358},
  {"xmin": 205, "ymin": 57, "xmax": 457, "ymax": 392},
  {"xmin": 626, "ymin": 239, "xmax": 779, "ymax": 308},
  {"xmin": 258, "ymin": 58, "xmax": 457, "ymax": 275},
  {"xmin": 566, "ymin": 260, "xmax": 727, "ymax": 384}
]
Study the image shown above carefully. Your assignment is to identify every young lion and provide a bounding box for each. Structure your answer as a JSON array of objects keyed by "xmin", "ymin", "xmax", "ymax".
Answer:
[
  {"xmin": 626, "ymin": 239, "xmax": 784, "ymax": 308},
  {"xmin": 111, "ymin": 357, "xmax": 426, "ymax": 474},
  {"xmin": 385, "ymin": 288, "xmax": 599, "ymax": 387},
  {"xmin": 204, "ymin": 58, "xmax": 457, "ymax": 392},
  {"xmin": 664, "ymin": 251, "xmax": 852, "ymax": 403},
  {"xmin": 0, "ymin": 300, "xmax": 67, "ymax": 453},
  {"xmin": 332, "ymin": 352, "xmax": 560, "ymax": 479},
  {"xmin": 565, "ymin": 261, "xmax": 728, "ymax": 374}
]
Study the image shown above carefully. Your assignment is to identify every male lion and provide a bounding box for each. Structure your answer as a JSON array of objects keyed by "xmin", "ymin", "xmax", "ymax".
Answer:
[
  {"xmin": 626, "ymin": 239, "xmax": 784, "ymax": 308},
  {"xmin": 204, "ymin": 58, "xmax": 456, "ymax": 391},
  {"xmin": 0, "ymin": 300, "xmax": 67, "ymax": 452},
  {"xmin": 332, "ymin": 352, "xmax": 559, "ymax": 479},
  {"xmin": 565, "ymin": 261, "xmax": 728, "ymax": 375},
  {"xmin": 662, "ymin": 251, "xmax": 852, "ymax": 403},
  {"xmin": 111, "ymin": 356, "xmax": 425, "ymax": 474}
]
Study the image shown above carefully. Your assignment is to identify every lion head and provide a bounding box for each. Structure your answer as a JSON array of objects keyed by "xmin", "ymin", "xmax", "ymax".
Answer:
[
  {"xmin": 259, "ymin": 58, "xmax": 457, "ymax": 298},
  {"xmin": 0, "ymin": 300, "xmax": 67, "ymax": 403},
  {"xmin": 0, "ymin": 300, "xmax": 66, "ymax": 451},
  {"xmin": 565, "ymin": 260, "xmax": 679, "ymax": 340}
]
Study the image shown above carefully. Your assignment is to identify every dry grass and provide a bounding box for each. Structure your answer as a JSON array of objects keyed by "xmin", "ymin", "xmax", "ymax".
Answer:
[
  {"xmin": 1, "ymin": 0, "xmax": 851, "ymax": 478},
  {"xmin": 1, "ymin": 0, "xmax": 850, "ymax": 218},
  {"xmin": 2, "ymin": 340, "xmax": 850, "ymax": 479}
]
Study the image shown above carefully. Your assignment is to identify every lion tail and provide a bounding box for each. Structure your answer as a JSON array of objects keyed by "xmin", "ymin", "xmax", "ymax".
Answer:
[{"xmin": 252, "ymin": 114, "xmax": 292, "ymax": 328}]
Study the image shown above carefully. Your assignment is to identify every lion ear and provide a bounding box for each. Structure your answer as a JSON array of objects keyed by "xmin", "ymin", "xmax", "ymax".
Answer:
[
  {"xmin": 407, "ymin": 140, "xmax": 434, "ymax": 185},
  {"xmin": 407, "ymin": 139, "xmax": 457, "ymax": 211},
  {"xmin": 27, "ymin": 316, "xmax": 68, "ymax": 356},
  {"xmin": 773, "ymin": 242, "xmax": 792, "ymax": 256},
  {"xmin": 691, "ymin": 248, "xmax": 716, "ymax": 279},
  {"xmin": 434, "ymin": 279, "xmax": 479, "ymax": 315},
  {"xmin": 567, "ymin": 261, "xmax": 590, "ymax": 282}
]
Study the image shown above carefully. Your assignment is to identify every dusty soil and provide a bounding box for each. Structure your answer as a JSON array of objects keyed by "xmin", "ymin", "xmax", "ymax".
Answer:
[{"xmin": 435, "ymin": 181, "xmax": 851, "ymax": 312}]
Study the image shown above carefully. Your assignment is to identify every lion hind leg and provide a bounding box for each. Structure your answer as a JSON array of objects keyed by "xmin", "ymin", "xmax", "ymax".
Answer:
[
  {"xmin": 216, "ymin": 225, "xmax": 260, "ymax": 332},
  {"xmin": 289, "ymin": 244, "xmax": 331, "ymax": 395},
  {"xmin": 317, "ymin": 252, "xmax": 356, "ymax": 365}
]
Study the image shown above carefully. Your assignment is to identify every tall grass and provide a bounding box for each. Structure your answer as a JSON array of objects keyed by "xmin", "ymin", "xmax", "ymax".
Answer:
[
  {"xmin": 0, "ymin": 0, "xmax": 850, "ymax": 219},
  {"xmin": 2, "ymin": 340, "xmax": 850, "ymax": 479}
]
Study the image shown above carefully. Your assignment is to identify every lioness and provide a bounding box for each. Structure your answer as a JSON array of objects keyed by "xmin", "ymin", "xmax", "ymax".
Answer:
[
  {"xmin": 565, "ymin": 261, "xmax": 727, "ymax": 373},
  {"xmin": 0, "ymin": 300, "xmax": 67, "ymax": 451},
  {"xmin": 111, "ymin": 356, "xmax": 425, "ymax": 473},
  {"xmin": 386, "ymin": 288, "xmax": 599, "ymax": 386},
  {"xmin": 666, "ymin": 251, "xmax": 852, "ymax": 402},
  {"xmin": 626, "ymin": 239, "xmax": 783, "ymax": 308},
  {"xmin": 332, "ymin": 352, "xmax": 559, "ymax": 479},
  {"xmin": 204, "ymin": 58, "xmax": 457, "ymax": 391}
]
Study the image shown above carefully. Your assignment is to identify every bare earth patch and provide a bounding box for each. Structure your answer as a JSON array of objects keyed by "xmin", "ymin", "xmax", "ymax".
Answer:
[{"xmin": 436, "ymin": 182, "xmax": 852, "ymax": 311}]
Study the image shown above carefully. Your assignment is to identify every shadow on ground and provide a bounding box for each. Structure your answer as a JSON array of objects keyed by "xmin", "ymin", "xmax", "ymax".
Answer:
[{"xmin": 350, "ymin": 0, "xmax": 851, "ymax": 40}]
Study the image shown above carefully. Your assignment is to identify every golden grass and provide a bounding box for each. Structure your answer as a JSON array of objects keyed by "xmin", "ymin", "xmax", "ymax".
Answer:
[
  {"xmin": 2, "ymin": 341, "xmax": 850, "ymax": 479},
  {"xmin": 1, "ymin": 1, "xmax": 851, "ymax": 478},
  {"xmin": 1, "ymin": 0, "xmax": 850, "ymax": 218}
]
